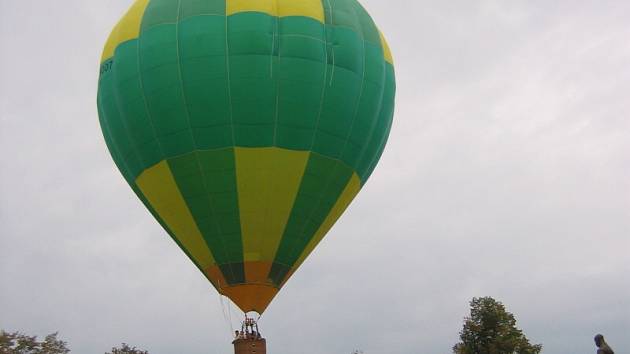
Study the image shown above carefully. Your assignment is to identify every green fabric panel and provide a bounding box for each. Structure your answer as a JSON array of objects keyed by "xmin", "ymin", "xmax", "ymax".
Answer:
[
  {"xmin": 97, "ymin": 83, "xmax": 134, "ymax": 184},
  {"xmin": 324, "ymin": 0, "xmax": 380, "ymax": 44},
  {"xmin": 179, "ymin": 15, "xmax": 234, "ymax": 150},
  {"xmin": 270, "ymin": 153, "xmax": 354, "ymax": 285},
  {"xmin": 219, "ymin": 263, "xmax": 245, "ymax": 285},
  {"xmin": 180, "ymin": 0, "xmax": 225, "ymax": 19},
  {"xmin": 340, "ymin": 41, "xmax": 386, "ymax": 169},
  {"xmin": 141, "ymin": 0, "xmax": 179, "ymax": 32},
  {"xmin": 311, "ymin": 67, "xmax": 362, "ymax": 159},
  {"xmin": 324, "ymin": 0, "xmax": 360, "ymax": 35},
  {"xmin": 111, "ymin": 40, "xmax": 164, "ymax": 171},
  {"xmin": 357, "ymin": 63, "xmax": 395, "ymax": 182},
  {"xmin": 275, "ymin": 17, "xmax": 326, "ymax": 150},
  {"xmin": 275, "ymin": 57, "xmax": 325, "ymax": 150},
  {"xmin": 309, "ymin": 27, "xmax": 364, "ymax": 163},
  {"xmin": 139, "ymin": 24, "xmax": 195, "ymax": 158},
  {"xmin": 364, "ymin": 76, "xmax": 395, "ymax": 181},
  {"xmin": 167, "ymin": 149, "xmax": 241, "ymax": 260},
  {"xmin": 97, "ymin": 59, "xmax": 145, "ymax": 180},
  {"xmin": 268, "ymin": 263, "xmax": 291, "ymax": 287},
  {"xmin": 167, "ymin": 148, "xmax": 245, "ymax": 284},
  {"xmin": 350, "ymin": 1, "xmax": 381, "ymax": 44},
  {"xmin": 228, "ymin": 13, "xmax": 277, "ymax": 147},
  {"xmin": 327, "ymin": 26, "xmax": 363, "ymax": 74},
  {"xmin": 362, "ymin": 41, "xmax": 386, "ymax": 85},
  {"xmin": 228, "ymin": 13, "xmax": 276, "ymax": 56}
]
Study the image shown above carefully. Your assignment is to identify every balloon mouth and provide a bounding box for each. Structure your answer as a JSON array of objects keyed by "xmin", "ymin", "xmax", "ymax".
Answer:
[
  {"xmin": 219, "ymin": 284, "xmax": 280, "ymax": 314},
  {"xmin": 206, "ymin": 264, "xmax": 283, "ymax": 314},
  {"xmin": 244, "ymin": 310, "xmax": 262, "ymax": 318}
]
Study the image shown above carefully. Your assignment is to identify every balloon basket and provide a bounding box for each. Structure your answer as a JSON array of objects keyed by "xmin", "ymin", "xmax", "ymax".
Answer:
[{"xmin": 232, "ymin": 316, "xmax": 266, "ymax": 354}]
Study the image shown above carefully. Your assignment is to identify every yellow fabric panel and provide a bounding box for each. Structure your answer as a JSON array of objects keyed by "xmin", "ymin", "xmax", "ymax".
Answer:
[
  {"xmin": 235, "ymin": 147, "xmax": 309, "ymax": 263},
  {"xmin": 101, "ymin": 0, "xmax": 150, "ymax": 62},
  {"xmin": 293, "ymin": 172, "xmax": 362, "ymax": 269},
  {"xmin": 226, "ymin": 0, "xmax": 276, "ymax": 17},
  {"xmin": 276, "ymin": 0, "xmax": 325, "ymax": 22},
  {"xmin": 136, "ymin": 161, "xmax": 216, "ymax": 270},
  {"xmin": 226, "ymin": 0, "xmax": 325, "ymax": 23},
  {"xmin": 379, "ymin": 30, "xmax": 394, "ymax": 64}
]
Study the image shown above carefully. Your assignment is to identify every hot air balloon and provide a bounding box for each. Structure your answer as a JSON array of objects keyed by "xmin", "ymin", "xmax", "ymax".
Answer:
[{"xmin": 97, "ymin": 0, "xmax": 395, "ymax": 321}]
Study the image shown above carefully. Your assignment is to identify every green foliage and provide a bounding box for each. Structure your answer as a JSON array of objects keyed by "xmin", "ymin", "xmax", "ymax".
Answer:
[
  {"xmin": 105, "ymin": 343, "xmax": 149, "ymax": 354},
  {"xmin": 453, "ymin": 297, "xmax": 542, "ymax": 354},
  {"xmin": 0, "ymin": 331, "xmax": 70, "ymax": 354}
]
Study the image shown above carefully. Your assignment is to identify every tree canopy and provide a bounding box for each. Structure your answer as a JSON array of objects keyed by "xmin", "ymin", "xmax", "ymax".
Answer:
[
  {"xmin": 105, "ymin": 343, "xmax": 149, "ymax": 354},
  {"xmin": 453, "ymin": 297, "xmax": 542, "ymax": 354},
  {"xmin": 0, "ymin": 331, "xmax": 70, "ymax": 354},
  {"xmin": 0, "ymin": 330, "xmax": 149, "ymax": 354}
]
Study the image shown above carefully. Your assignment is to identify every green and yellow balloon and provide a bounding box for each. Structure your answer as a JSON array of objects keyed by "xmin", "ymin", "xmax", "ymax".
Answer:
[{"xmin": 97, "ymin": 0, "xmax": 395, "ymax": 314}]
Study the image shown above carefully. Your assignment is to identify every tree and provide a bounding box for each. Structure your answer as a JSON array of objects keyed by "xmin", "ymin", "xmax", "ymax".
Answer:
[
  {"xmin": 0, "ymin": 330, "xmax": 70, "ymax": 354},
  {"xmin": 105, "ymin": 343, "xmax": 149, "ymax": 354},
  {"xmin": 453, "ymin": 297, "xmax": 542, "ymax": 354}
]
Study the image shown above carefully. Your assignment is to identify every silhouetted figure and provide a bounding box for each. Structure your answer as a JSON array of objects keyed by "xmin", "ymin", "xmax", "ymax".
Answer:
[{"xmin": 595, "ymin": 334, "xmax": 614, "ymax": 354}]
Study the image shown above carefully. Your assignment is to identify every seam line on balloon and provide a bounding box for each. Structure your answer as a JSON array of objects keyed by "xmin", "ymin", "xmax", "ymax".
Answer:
[
  {"xmin": 271, "ymin": 4, "xmax": 280, "ymax": 146},
  {"xmin": 268, "ymin": 0, "xmax": 282, "ymax": 278},
  {"xmin": 325, "ymin": 0, "xmax": 336, "ymax": 86},
  {"xmin": 222, "ymin": 0, "xmax": 240, "ymax": 287},
  {"xmin": 270, "ymin": 0, "xmax": 278, "ymax": 79},
  {"xmin": 305, "ymin": 0, "xmax": 331, "ymax": 153},
  {"xmin": 225, "ymin": 8, "xmax": 236, "ymax": 146}
]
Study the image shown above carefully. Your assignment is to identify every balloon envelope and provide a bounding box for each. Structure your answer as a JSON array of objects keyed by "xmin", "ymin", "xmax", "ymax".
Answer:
[{"xmin": 97, "ymin": 0, "xmax": 395, "ymax": 314}]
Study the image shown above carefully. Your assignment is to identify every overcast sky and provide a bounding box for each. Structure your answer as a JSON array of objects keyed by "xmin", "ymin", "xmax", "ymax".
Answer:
[{"xmin": 1, "ymin": 1, "xmax": 629, "ymax": 353}]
